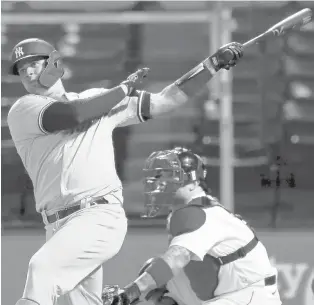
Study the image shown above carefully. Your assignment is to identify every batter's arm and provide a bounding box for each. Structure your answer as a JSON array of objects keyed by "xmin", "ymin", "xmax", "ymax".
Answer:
[
  {"xmin": 106, "ymin": 43, "xmax": 243, "ymax": 129},
  {"xmin": 149, "ymin": 42, "xmax": 243, "ymax": 118},
  {"xmin": 41, "ymin": 68, "xmax": 148, "ymax": 133},
  {"xmin": 42, "ymin": 85, "xmax": 128, "ymax": 133}
]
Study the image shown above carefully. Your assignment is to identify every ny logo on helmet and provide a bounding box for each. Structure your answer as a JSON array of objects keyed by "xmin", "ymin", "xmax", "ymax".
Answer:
[{"xmin": 15, "ymin": 47, "xmax": 24, "ymax": 59}]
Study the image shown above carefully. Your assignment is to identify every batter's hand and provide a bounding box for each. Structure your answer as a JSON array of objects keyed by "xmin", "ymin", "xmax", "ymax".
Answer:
[
  {"xmin": 121, "ymin": 67, "xmax": 150, "ymax": 96},
  {"xmin": 211, "ymin": 42, "xmax": 243, "ymax": 71}
]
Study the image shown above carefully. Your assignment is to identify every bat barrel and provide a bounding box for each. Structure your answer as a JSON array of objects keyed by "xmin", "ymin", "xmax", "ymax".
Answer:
[
  {"xmin": 222, "ymin": 8, "xmax": 312, "ymax": 62},
  {"xmin": 267, "ymin": 8, "xmax": 312, "ymax": 33}
]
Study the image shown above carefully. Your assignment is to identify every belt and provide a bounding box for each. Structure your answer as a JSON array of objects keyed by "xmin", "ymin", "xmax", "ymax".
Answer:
[
  {"xmin": 45, "ymin": 197, "xmax": 109, "ymax": 224},
  {"xmin": 264, "ymin": 275, "xmax": 276, "ymax": 286}
]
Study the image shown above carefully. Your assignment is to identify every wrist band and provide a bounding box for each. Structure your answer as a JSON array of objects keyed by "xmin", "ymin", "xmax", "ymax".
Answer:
[
  {"xmin": 145, "ymin": 257, "xmax": 174, "ymax": 288},
  {"xmin": 174, "ymin": 59, "xmax": 217, "ymax": 98},
  {"xmin": 204, "ymin": 56, "xmax": 219, "ymax": 73},
  {"xmin": 120, "ymin": 84, "xmax": 128, "ymax": 95}
]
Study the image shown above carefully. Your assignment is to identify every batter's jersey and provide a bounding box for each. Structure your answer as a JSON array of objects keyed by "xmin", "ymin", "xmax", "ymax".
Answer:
[
  {"xmin": 165, "ymin": 194, "xmax": 277, "ymax": 304},
  {"xmin": 7, "ymin": 89, "xmax": 151, "ymax": 213}
]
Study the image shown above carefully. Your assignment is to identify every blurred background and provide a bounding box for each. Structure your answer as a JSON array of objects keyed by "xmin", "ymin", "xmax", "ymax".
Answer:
[{"xmin": 1, "ymin": 1, "xmax": 314, "ymax": 305}]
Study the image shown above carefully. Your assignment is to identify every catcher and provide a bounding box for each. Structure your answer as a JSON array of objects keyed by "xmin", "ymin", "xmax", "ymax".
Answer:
[{"xmin": 102, "ymin": 147, "xmax": 282, "ymax": 305}]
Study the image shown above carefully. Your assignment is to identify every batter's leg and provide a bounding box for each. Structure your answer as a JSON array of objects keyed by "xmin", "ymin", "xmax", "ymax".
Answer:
[
  {"xmin": 15, "ymin": 298, "xmax": 40, "ymax": 305},
  {"xmin": 57, "ymin": 266, "xmax": 103, "ymax": 305},
  {"xmin": 17, "ymin": 205, "xmax": 127, "ymax": 305}
]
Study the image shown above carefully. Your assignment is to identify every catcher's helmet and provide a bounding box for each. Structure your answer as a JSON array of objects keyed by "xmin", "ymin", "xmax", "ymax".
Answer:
[
  {"xmin": 10, "ymin": 38, "xmax": 64, "ymax": 87},
  {"xmin": 142, "ymin": 147, "xmax": 207, "ymax": 217}
]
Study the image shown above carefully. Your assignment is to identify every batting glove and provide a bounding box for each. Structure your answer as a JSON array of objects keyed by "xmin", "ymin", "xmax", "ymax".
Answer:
[
  {"xmin": 121, "ymin": 67, "xmax": 150, "ymax": 96},
  {"xmin": 210, "ymin": 42, "xmax": 244, "ymax": 71}
]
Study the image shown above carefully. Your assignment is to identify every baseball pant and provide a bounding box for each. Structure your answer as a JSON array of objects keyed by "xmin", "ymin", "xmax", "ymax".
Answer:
[
  {"xmin": 16, "ymin": 203, "xmax": 128, "ymax": 305},
  {"xmin": 205, "ymin": 282, "xmax": 282, "ymax": 305},
  {"xmin": 167, "ymin": 270, "xmax": 282, "ymax": 305}
]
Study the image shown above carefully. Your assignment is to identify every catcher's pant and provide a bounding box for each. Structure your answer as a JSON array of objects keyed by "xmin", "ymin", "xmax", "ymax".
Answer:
[
  {"xmin": 16, "ymin": 203, "xmax": 128, "ymax": 305},
  {"xmin": 204, "ymin": 282, "xmax": 282, "ymax": 305},
  {"xmin": 167, "ymin": 270, "xmax": 281, "ymax": 305}
]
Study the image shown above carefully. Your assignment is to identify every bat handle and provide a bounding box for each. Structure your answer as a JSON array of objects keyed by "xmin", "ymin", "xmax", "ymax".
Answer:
[{"xmin": 243, "ymin": 31, "xmax": 274, "ymax": 47}]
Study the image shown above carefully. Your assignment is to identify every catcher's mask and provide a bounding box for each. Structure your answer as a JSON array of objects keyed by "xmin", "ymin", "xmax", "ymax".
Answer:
[
  {"xmin": 142, "ymin": 147, "xmax": 207, "ymax": 218},
  {"xmin": 10, "ymin": 38, "xmax": 64, "ymax": 88}
]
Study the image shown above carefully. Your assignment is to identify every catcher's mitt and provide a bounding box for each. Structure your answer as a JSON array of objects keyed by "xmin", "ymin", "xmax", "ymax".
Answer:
[
  {"xmin": 102, "ymin": 285, "xmax": 140, "ymax": 305},
  {"xmin": 102, "ymin": 285, "xmax": 123, "ymax": 305},
  {"xmin": 121, "ymin": 67, "xmax": 150, "ymax": 96}
]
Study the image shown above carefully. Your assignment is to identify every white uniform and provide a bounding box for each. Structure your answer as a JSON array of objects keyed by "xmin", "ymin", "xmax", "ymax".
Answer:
[
  {"xmin": 8, "ymin": 88, "xmax": 151, "ymax": 305},
  {"xmin": 164, "ymin": 194, "xmax": 282, "ymax": 305}
]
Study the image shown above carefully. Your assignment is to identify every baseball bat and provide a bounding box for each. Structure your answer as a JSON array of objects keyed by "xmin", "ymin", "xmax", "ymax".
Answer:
[{"xmin": 223, "ymin": 8, "xmax": 313, "ymax": 60}]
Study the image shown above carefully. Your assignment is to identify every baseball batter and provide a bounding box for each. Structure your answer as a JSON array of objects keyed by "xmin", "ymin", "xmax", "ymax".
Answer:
[
  {"xmin": 8, "ymin": 38, "xmax": 242, "ymax": 305},
  {"xmin": 102, "ymin": 148, "xmax": 282, "ymax": 305}
]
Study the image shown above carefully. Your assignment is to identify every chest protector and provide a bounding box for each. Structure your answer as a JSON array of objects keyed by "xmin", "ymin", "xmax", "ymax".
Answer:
[{"xmin": 167, "ymin": 196, "xmax": 258, "ymax": 301}]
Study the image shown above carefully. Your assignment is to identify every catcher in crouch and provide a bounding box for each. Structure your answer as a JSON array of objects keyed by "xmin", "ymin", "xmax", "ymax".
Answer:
[{"xmin": 102, "ymin": 147, "xmax": 282, "ymax": 305}]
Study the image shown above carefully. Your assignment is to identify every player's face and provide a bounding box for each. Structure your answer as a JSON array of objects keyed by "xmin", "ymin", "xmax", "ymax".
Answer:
[
  {"xmin": 174, "ymin": 182, "xmax": 196, "ymax": 201},
  {"xmin": 144, "ymin": 169, "xmax": 182, "ymax": 195},
  {"xmin": 16, "ymin": 57, "xmax": 47, "ymax": 94}
]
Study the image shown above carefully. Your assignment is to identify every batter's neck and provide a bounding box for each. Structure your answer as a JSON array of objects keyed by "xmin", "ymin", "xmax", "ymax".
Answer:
[{"xmin": 44, "ymin": 79, "xmax": 66, "ymax": 100}]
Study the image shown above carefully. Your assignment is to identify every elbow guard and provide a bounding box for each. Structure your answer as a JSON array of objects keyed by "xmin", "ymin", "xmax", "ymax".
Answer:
[
  {"xmin": 174, "ymin": 56, "xmax": 217, "ymax": 97},
  {"xmin": 145, "ymin": 258, "xmax": 174, "ymax": 288}
]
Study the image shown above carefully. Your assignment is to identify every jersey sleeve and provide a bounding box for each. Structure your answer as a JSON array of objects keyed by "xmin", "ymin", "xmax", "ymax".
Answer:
[
  {"xmin": 107, "ymin": 90, "xmax": 152, "ymax": 128},
  {"xmin": 7, "ymin": 94, "xmax": 56, "ymax": 142},
  {"xmin": 169, "ymin": 202, "xmax": 220, "ymax": 261}
]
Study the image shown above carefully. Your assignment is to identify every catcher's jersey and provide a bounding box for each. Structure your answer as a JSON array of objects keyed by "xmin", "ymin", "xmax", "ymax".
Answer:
[
  {"xmin": 165, "ymin": 194, "xmax": 277, "ymax": 304},
  {"xmin": 7, "ymin": 88, "xmax": 150, "ymax": 213}
]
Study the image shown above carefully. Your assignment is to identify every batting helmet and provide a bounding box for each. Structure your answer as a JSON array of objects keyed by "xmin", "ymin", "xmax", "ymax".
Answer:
[
  {"xmin": 142, "ymin": 147, "xmax": 207, "ymax": 217},
  {"xmin": 10, "ymin": 38, "xmax": 64, "ymax": 87}
]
